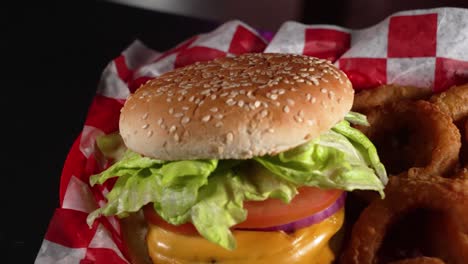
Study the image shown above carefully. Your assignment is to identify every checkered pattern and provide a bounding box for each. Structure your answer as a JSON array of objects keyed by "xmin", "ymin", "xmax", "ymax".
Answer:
[
  {"xmin": 268, "ymin": 7, "xmax": 468, "ymax": 91},
  {"xmin": 36, "ymin": 8, "xmax": 468, "ymax": 263}
]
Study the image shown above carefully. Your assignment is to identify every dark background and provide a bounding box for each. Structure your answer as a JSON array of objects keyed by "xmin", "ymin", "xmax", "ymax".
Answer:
[{"xmin": 5, "ymin": 1, "xmax": 468, "ymax": 263}]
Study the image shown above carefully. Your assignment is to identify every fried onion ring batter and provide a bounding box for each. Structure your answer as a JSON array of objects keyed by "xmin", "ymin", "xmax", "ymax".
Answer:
[
  {"xmin": 352, "ymin": 84, "xmax": 432, "ymax": 114},
  {"xmin": 429, "ymin": 84, "xmax": 468, "ymax": 123},
  {"xmin": 389, "ymin": 257, "xmax": 445, "ymax": 264},
  {"xmin": 355, "ymin": 100, "xmax": 461, "ymax": 178},
  {"xmin": 340, "ymin": 176, "xmax": 468, "ymax": 264}
]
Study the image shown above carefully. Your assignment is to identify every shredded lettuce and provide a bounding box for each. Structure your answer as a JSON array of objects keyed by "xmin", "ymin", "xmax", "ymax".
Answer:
[{"xmin": 87, "ymin": 112, "xmax": 387, "ymax": 250}]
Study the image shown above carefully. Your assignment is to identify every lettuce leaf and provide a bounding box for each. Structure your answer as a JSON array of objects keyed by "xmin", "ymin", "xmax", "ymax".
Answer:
[
  {"xmin": 87, "ymin": 155, "xmax": 218, "ymax": 226},
  {"xmin": 87, "ymin": 114, "xmax": 387, "ymax": 250},
  {"xmin": 191, "ymin": 165, "xmax": 297, "ymax": 249},
  {"xmin": 345, "ymin": 111, "xmax": 370, "ymax": 126},
  {"xmin": 255, "ymin": 120, "xmax": 386, "ymax": 197}
]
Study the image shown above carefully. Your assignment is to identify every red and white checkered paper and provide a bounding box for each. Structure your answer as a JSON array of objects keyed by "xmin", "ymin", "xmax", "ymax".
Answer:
[{"xmin": 36, "ymin": 8, "xmax": 468, "ymax": 263}]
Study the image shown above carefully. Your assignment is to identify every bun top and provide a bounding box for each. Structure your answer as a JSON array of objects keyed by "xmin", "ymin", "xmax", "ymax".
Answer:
[{"xmin": 119, "ymin": 53, "xmax": 354, "ymax": 160}]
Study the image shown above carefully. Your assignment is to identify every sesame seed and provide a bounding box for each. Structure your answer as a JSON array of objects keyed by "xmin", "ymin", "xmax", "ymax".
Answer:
[
  {"xmin": 177, "ymin": 96, "xmax": 184, "ymax": 102},
  {"xmin": 174, "ymin": 113, "xmax": 183, "ymax": 118},
  {"xmin": 169, "ymin": 108, "xmax": 174, "ymax": 114},
  {"xmin": 278, "ymin": 89, "xmax": 285, "ymax": 95},
  {"xmin": 306, "ymin": 93, "xmax": 311, "ymax": 101},
  {"xmin": 237, "ymin": 100, "xmax": 245, "ymax": 107},
  {"xmin": 215, "ymin": 121, "xmax": 223, "ymax": 127},
  {"xmin": 210, "ymin": 107, "xmax": 218, "ymax": 112},
  {"xmin": 287, "ymin": 99, "xmax": 295, "ymax": 106},
  {"xmin": 182, "ymin": 106, "xmax": 189, "ymax": 111},
  {"xmin": 147, "ymin": 130, "xmax": 153, "ymax": 137},
  {"xmin": 298, "ymin": 110, "xmax": 304, "ymax": 117},
  {"xmin": 321, "ymin": 88, "xmax": 328, "ymax": 93},
  {"xmin": 169, "ymin": 125, "xmax": 177, "ymax": 133},
  {"xmin": 226, "ymin": 132, "xmax": 234, "ymax": 144},
  {"xmin": 217, "ymin": 146, "xmax": 224, "ymax": 154},
  {"xmin": 254, "ymin": 101, "xmax": 261, "ymax": 108},
  {"xmin": 157, "ymin": 118, "xmax": 164, "ymax": 125},
  {"xmin": 215, "ymin": 113, "xmax": 224, "ymax": 119},
  {"xmin": 174, "ymin": 133, "xmax": 180, "ymax": 142},
  {"xmin": 311, "ymin": 97, "xmax": 316, "ymax": 103},
  {"xmin": 260, "ymin": 109, "xmax": 268, "ymax": 118},
  {"xmin": 226, "ymin": 98, "xmax": 236, "ymax": 106},
  {"xmin": 294, "ymin": 115, "xmax": 303, "ymax": 123},
  {"xmin": 211, "ymin": 94, "xmax": 217, "ymax": 100},
  {"xmin": 268, "ymin": 128, "xmax": 275, "ymax": 133},
  {"xmin": 142, "ymin": 113, "xmax": 149, "ymax": 120},
  {"xmin": 307, "ymin": 119, "xmax": 316, "ymax": 126},
  {"xmin": 202, "ymin": 115, "xmax": 211, "ymax": 122},
  {"xmin": 166, "ymin": 98, "xmax": 172, "ymax": 102},
  {"xmin": 181, "ymin": 116, "xmax": 190, "ymax": 124},
  {"xmin": 189, "ymin": 96, "xmax": 195, "ymax": 102},
  {"xmin": 283, "ymin": 105, "xmax": 290, "ymax": 113},
  {"xmin": 142, "ymin": 124, "xmax": 149, "ymax": 129}
]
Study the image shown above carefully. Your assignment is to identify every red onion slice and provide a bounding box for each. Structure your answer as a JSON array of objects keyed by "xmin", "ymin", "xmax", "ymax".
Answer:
[{"xmin": 238, "ymin": 192, "xmax": 346, "ymax": 233}]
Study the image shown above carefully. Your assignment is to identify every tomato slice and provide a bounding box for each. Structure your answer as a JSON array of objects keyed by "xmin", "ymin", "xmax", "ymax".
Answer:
[
  {"xmin": 237, "ymin": 187, "xmax": 342, "ymax": 228},
  {"xmin": 144, "ymin": 187, "xmax": 343, "ymax": 235}
]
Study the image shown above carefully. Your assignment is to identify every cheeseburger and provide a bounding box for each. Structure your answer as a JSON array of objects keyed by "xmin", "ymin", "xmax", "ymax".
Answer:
[{"xmin": 87, "ymin": 53, "xmax": 387, "ymax": 263}]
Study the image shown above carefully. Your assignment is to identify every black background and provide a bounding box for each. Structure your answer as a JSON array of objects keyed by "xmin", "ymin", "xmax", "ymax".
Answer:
[{"xmin": 5, "ymin": 1, "xmax": 468, "ymax": 263}]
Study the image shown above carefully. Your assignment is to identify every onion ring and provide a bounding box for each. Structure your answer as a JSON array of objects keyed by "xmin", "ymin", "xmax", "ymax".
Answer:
[
  {"xmin": 340, "ymin": 176, "xmax": 468, "ymax": 264},
  {"xmin": 352, "ymin": 84, "xmax": 432, "ymax": 114},
  {"xmin": 429, "ymin": 83, "xmax": 468, "ymax": 123},
  {"xmin": 355, "ymin": 100, "xmax": 461, "ymax": 178},
  {"xmin": 388, "ymin": 257, "xmax": 445, "ymax": 264}
]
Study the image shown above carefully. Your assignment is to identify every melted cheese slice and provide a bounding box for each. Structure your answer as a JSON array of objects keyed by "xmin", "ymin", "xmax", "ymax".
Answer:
[{"xmin": 146, "ymin": 208, "xmax": 344, "ymax": 264}]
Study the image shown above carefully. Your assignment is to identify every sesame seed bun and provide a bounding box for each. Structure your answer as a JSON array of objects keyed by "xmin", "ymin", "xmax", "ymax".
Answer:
[{"xmin": 119, "ymin": 53, "xmax": 354, "ymax": 160}]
